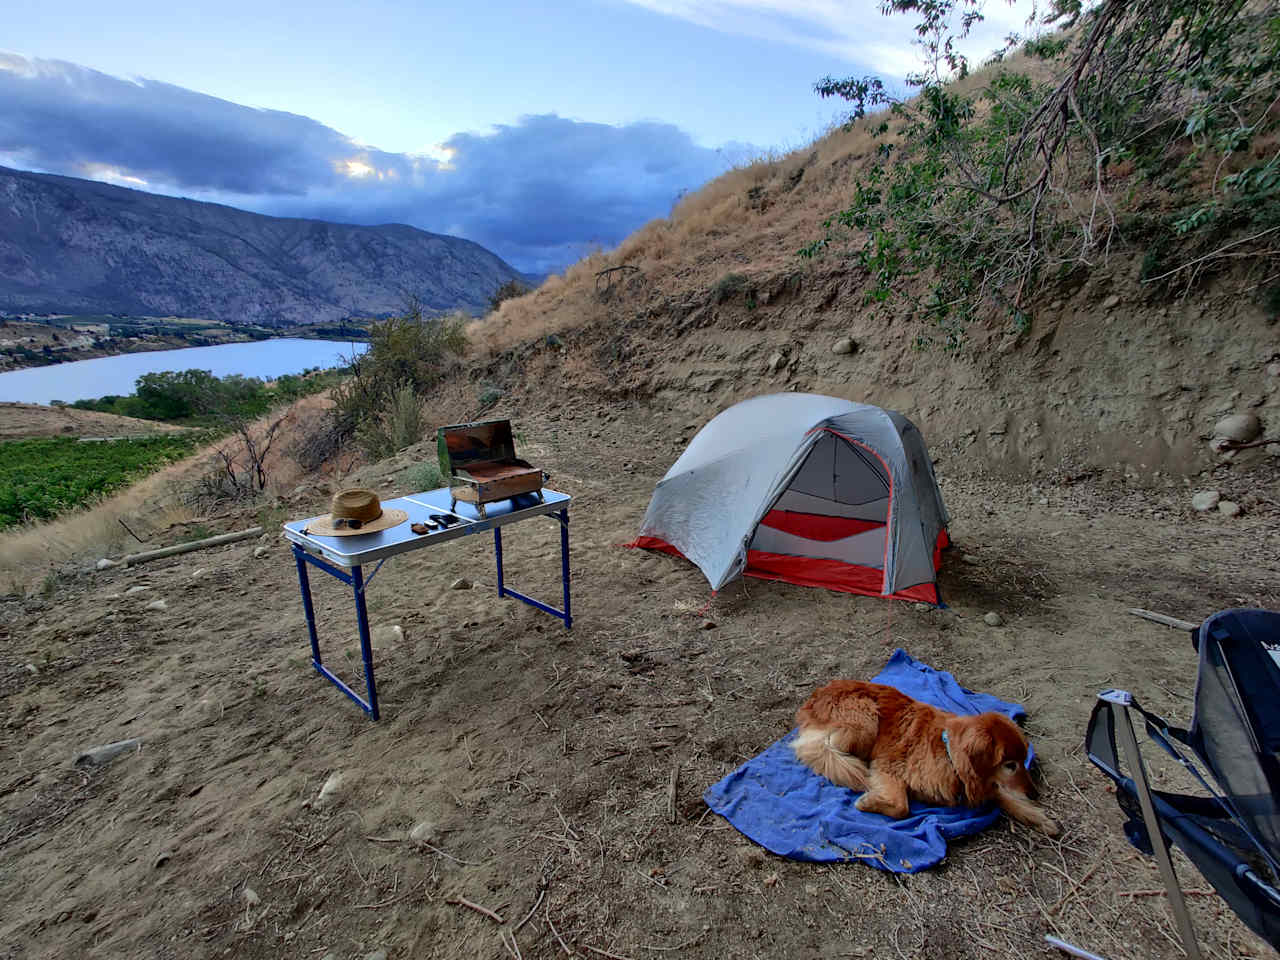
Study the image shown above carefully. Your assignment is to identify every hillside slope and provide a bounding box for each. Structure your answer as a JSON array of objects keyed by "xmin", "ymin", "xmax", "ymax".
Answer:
[
  {"xmin": 0, "ymin": 165, "xmax": 525, "ymax": 325},
  {"xmin": 472, "ymin": 120, "xmax": 1278, "ymax": 484}
]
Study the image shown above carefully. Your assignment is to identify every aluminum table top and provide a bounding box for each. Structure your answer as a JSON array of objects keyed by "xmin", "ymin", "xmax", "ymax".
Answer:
[{"xmin": 283, "ymin": 487, "xmax": 570, "ymax": 568}]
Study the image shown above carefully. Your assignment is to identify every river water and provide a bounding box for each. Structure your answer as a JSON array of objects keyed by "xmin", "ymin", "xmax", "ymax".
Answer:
[{"xmin": 0, "ymin": 338, "xmax": 368, "ymax": 405}]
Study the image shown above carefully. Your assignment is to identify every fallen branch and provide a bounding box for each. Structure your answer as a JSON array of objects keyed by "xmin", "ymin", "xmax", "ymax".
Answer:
[
  {"xmin": 1119, "ymin": 888, "xmax": 1216, "ymax": 898},
  {"xmin": 122, "ymin": 527, "xmax": 263, "ymax": 567},
  {"xmin": 1127, "ymin": 608, "xmax": 1199, "ymax": 632},
  {"xmin": 546, "ymin": 900, "xmax": 573, "ymax": 955},
  {"xmin": 667, "ymin": 764, "xmax": 679, "ymax": 825},
  {"xmin": 446, "ymin": 896, "xmax": 504, "ymax": 924},
  {"xmin": 515, "ymin": 889, "xmax": 545, "ymax": 932}
]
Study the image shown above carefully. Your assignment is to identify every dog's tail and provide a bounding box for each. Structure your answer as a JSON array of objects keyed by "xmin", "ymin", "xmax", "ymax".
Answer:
[{"xmin": 792, "ymin": 725, "xmax": 871, "ymax": 791}]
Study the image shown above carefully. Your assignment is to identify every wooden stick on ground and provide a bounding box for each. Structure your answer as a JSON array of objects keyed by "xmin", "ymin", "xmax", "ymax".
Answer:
[
  {"xmin": 1127, "ymin": 608, "xmax": 1199, "ymax": 632},
  {"xmin": 122, "ymin": 527, "xmax": 264, "ymax": 567},
  {"xmin": 446, "ymin": 896, "xmax": 504, "ymax": 924}
]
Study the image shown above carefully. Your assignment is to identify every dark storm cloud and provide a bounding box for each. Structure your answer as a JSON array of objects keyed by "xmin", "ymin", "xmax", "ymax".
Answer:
[{"xmin": 0, "ymin": 53, "xmax": 738, "ymax": 271}]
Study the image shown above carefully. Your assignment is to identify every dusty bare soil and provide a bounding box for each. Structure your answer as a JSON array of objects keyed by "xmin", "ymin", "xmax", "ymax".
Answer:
[
  {"xmin": 2, "ymin": 386, "xmax": 1278, "ymax": 960},
  {"xmin": 0, "ymin": 402, "xmax": 185, "ymax": 440}
]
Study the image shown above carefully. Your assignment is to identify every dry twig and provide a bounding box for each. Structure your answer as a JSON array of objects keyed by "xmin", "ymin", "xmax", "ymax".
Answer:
[{"xmin": 446, "ymin": 895, "xmax": 505, "ymax": 923}]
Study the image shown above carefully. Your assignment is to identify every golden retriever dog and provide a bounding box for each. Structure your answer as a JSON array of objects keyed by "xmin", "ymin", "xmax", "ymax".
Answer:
[{"xmin": 792, "ymin": 679, "xmax": 1059, "ymax": 836}]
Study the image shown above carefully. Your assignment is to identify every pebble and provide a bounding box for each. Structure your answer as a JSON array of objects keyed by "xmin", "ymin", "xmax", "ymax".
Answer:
[
  {"xmin": 146, "ymin": 600, "xmax": 167, "ymax": 611},
  {"xmin": 23, "ymin": 663, "xmax": 38, "ymax": 676},
  {"xmin": 74, "ymin": 737, "xmax": 142, "ymax": 767},
  {"xmin": 1268, "ymin": 363, "xmax": 1280, "ymax": 378},
  {"xmin": 1267, "ymin": 443, "xmax": 1280, "ymax": 458},
  {"xmin": 316, "ymin": 771, "xmax": 347, "ymax": 806},
  {"xmin": 1102, "ymin": 294, "xmax": 1121, "ymax": 309},
  {"xmin": 450, "ymin": 578, "xmax": 473, "ymax": 590},
  {"xmin": 983, "ymin": 612, "xmax": 1004, "ymax": 627},
  {"xmin": 253, "ymin": 545, "xmax": 269, "ymax": 558},
  {"xmin": 190, "ymin": 569, "xmax": 206, "ymax": 579},
  {"xmin": 767, "ymin": 352, "xmax": 786, "ymax": 373},
  {"xmin": 125, "ymin": 586, "xmax": 148, "ymax": 595},
  {"xmin": 242, "ymin": 887, "xmax": 261, "ymax": 907},
  {"xmin": 96, "ymin": 558, "xmax": 117, "ymax": 571},
  {"xmin": 1038, "ymin": 497, "xmax": 1049, "ymax": 506},
  {"xmin": 961, "ymin": 554, "xmax": 980, "ymax": 565},
  {"xmin": 409, "ymin": 820, "xmax": 439, "ymax": 847},
  {"xmin": 1218, "ymin": 501, "xmax": 1242, "ymax": 518},
  {"xmin": 701, "ymin": 619, "xmax": 717, "ymax": 630},
  {"xmin": 832, "ymin": 337, "xmax": 857, "ymax": 355},
  {"xmin": 1191, "ymin": 490, "xmax": 1221, "ymax": 512},
  {"xmin": 1213, "ymin": 413, "xmax": 1261, "ymax": 443}
]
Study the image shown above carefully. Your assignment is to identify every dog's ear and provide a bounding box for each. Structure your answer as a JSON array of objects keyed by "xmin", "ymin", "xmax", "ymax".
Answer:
[{"xmin": 949, "ymin": 716, "xmax": 998, "ymax": 805}]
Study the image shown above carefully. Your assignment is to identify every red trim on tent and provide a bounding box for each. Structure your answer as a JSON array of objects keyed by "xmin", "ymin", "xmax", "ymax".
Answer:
[
  {"xmin": 809, "ymin": 427, "xmax": 895, "ymax": 590},
  {"xmin": 626, "ymin": 535, "xmax": 946, "ymax": 605},
  {"xmin": 758, "ymin": 510, "xmax": 884, "ymax": 541}
]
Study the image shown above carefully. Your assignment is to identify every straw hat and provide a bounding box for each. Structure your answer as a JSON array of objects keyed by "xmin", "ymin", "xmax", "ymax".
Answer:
[{"xmin": 305, "ymin": 488, "xmax": 408, "ymax": 537}]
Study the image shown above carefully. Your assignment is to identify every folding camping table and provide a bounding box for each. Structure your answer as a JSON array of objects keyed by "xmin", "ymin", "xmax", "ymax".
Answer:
[{"xmin": 282, "ymin": 487, "xmax": 571, "ymax": 720}]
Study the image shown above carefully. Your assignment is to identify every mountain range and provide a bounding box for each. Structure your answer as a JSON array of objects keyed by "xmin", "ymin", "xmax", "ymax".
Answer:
[{"xmin": 0, "ymin": 165, "xmax": 529, "ymax": 325}]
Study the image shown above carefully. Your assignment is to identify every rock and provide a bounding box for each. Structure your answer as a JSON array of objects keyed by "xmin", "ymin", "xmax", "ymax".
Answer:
[
  {"xmin": 409, "ymin": 820, "xmax": 438, "ymax": 847},
  {"xmin": 146, "ymin": 599, "xmax": 167, "ymax": 611},
  {"xmin": 701, "ymin": 619, "xmax": 717, "ymax": 630},
  {"xmin": 316, "ymin": 771, "xmax": 347, "ymax": 806},
  {"xmin": 832, "ymin": 337, "xmax": 857, "ymax": 355},
  {"xmin": 364, "ymin": 951, "xmax": 388, "ymax": 960},
  {"xmin": 1213, "ymin": 413, "xmax": 1261, "ymax": 443},
  {"xmin": 1267, "ymin": 443, "xmax": 1280, "ymax": 458},
  {"xmin": 767, "ymin": 352, "xmax": 785, "ymax": 373},
  {"xmin": 1038, "ymin": 497, "xmax": 1049, "ymax": 506},
  {"xmin": 242, "ymin": 887, "xmax": 261, "ymax": 907},
  {"xmin": 912, "ymin": 603, "xmax": 932, "ymax": 612},
  {"xmin": 450, "ymin": 578, "xmax": 472, "ymax": 590},
  {"xmin": 23, "ymin": 663, "xmax": 38, "ymax": 676},
  {"xmin": 1191, "ymin": 490, "xmax": 1221, "ymax": 512},
  {"xmin": 96, "ymin": 558, "xmax": 117, "ymax": 571},
  {"xmin": 1102, "ymin": 294, "xmax": 1121, "ymax": 310},
  {"xmin": 74, "ymin": 737, "xmax": 142, "ymax": 767},
  {"xmin": 1218, "ymin": 501, "xmax": 1242, "ymax": 518},
  {"xmin": 253, "ymin": 545, "xmax": 269, "ymax": 559},
  {"xmin": 153, "ymin": 849, "xmax": 174, "ymax": 869},
  {"xmin": 1268, "ymin": 363, "xmax": 1280, "ymax": 378},
  {"xmin": 190, "ymin": 568, "xmax": 206, "ymax": 579},
  {"xmin": 125, "ymin": 586, "xmax": 147, "ymax": 595},
  {"xmin": 961, "ymin": 554, "xmax": 980, "ymax": 565},
  {"xmin": 983, "ymin": 612, "xmax": 1004, "ymax": 627}
]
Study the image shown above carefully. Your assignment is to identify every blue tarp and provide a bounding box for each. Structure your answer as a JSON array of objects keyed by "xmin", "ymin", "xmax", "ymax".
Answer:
[{"xmin": 703, "ymin": 648, "xmax": 1032, "ymax": 873}]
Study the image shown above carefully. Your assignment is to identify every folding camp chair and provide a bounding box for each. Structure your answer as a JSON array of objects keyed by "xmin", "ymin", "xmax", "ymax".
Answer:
[{"xmin": 1086, "ymin": 608, "xmax": 1280, "ymax": 957}]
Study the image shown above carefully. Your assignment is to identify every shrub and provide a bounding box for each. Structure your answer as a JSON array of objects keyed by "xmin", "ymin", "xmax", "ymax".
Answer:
[
  {"xmin": 488, "ymin": 279, "xmax": 531, "ymax": 313},
  {"xmin": 406, "ymin": 460, "xmax": 445, "ymax": 492}
]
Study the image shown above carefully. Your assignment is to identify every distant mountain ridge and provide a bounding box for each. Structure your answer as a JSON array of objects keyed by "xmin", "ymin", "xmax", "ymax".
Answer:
[{"xmin": 0, "ymin": 165, "xmax": 527, "ymax": 325}]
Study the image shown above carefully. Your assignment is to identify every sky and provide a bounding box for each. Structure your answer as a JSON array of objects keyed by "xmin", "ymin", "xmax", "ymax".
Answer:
[{"xmin": 1, "ymin": 0, "xmax": 1036, "ymax": 274}]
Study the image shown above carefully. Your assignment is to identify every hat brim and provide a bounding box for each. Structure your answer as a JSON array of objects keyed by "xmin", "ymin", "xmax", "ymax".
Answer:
[{"xmin": 304, "ymin": 507, "xmax": 409, "ymax": 538}]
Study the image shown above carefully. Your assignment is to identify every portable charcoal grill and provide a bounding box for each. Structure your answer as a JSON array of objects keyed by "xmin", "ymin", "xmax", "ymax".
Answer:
[{"xmin": 437, "ymin": 418, "xmax": 547, "ymax": 518}]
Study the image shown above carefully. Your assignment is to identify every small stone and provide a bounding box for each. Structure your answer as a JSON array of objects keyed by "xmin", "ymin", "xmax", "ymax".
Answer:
[
  {"xmin": 1038, "ymin": 497, "xmax": 1049, "ymax": 506},
  {"xmin": 152, "ymin": 850, "xmax": 173, "ymax": 870},
  {"xmin": 701, "ymin": 619, "xmax": 717, "ymax": 630},
  {"xmin": 1268, "ymin": 363, "xmax": 1280, "ymax": 378},
  {"xmin": 190, "ymin": 569, "xmax": 206, "ymax": 579},
  {"xmin": 832, "ymin": 337, "xmax": 856, "ymax": 355},
  {"xmin": 1191, "ymin": 490, "xmax": 1221, "ymax": 512},
  {"xmin": 146, "ymin": 599, "xmax": 167, "ymax": 611},
  {"xmin": 912, "ymin": 603, "xmax": 932, "ymax": 612},
  {"xmin": 767, "ymin": 352, "xmax": 785, "ymax": 373},
  {"xmin": 253, "ymin": 545, "xmax": 269, "ymax": 559},
  {"xmin": 1218, "ymin": 500, "xmax": 1242, "ymax": 518},
  {"xmin": 316, "ymin": 771, "xmax": 347, "ymax": 805},
  {"xmin": 242, "ymin": 887, "xmax": 260, "ymax": 907},
  {"xmin": 1213, "ymin": 413, "xmax": 1261, "ymax": 443},
  {"xmin": 23, "ymin": 663, "xmax": 38, "ymax": 676},
  {"xmin": 450, "ymin": 578, "xmax": 472, "ymax": 590},
  {"xmin": 1102, "ymin": 294, "xmax": 1121, "ymax": 310},
  {"xmin": 409, "ymin": 820, "xmax": 438, "ymax": 847},
  {"xmin": 1267, "ymin": 443, "xmax": 1280, "ymax": 458},
  {"xmin": 961, "ymin": 554, "xmax": 980, "ymax": 565},
  {"xmin": 983, "ymin": 612, "xmax": 1004, "ymax": 627},
  {"xmin": 96, "ymin": 558, "xmax": 117, "ymax": 571},
  {"xmin": 74, "ymin": 737, "xmax": 142, "ymax": 767},
  {"xmin": 125, "ymin": 586, "xmax": 147, "ymax": 595}
]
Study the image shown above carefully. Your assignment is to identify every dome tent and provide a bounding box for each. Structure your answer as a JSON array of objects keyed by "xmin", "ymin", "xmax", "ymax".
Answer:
[{"xmin": 628, "ymin": 393, "xmax": 951, "ymax": 604}]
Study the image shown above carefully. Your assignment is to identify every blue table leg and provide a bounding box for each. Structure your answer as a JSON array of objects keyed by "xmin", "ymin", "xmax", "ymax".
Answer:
[
  {"xmin": 294, "ymin": 545, "xmax": 322, "ymax": 665},
  {"xmin": 559, "ymin": 509, "xmax": 572, "ymax": 629},
  {"xmin": 494, "ymin": 526, "xmax": 505, "ymax": 598},
  {"xmin": 352, "ymin": 565, "xmax": 380, "ymax": 721}
]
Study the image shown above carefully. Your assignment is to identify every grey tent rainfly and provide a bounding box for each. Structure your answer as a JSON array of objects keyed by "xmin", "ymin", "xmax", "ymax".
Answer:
[{"xmin": 628, "ymin": 393, "xmax": 951, "ymax": 604}]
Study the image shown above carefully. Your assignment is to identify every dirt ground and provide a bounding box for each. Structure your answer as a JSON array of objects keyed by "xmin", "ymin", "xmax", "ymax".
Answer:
[
  {"xmin": 0, "ymin": 402, "xmax": 185, "ymax": 440},
  {"xmin": 2, "ymin": 388, "xmax": 1278, "ymax": 960}
]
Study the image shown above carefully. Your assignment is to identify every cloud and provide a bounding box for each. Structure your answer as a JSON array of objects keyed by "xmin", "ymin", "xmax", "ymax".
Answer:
[
  {"xmin": 0, "ymin": 53, "xmax": 737, "ymax": 272},
  {"xmin": 617, "ymin": 1, "xmax": 1037, "ymax": 77}
]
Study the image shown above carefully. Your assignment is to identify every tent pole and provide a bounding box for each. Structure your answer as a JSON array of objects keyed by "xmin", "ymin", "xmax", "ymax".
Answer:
[{"xmin": 1104, "ymin": 692, "xmax": 1203, "ymax": 960}]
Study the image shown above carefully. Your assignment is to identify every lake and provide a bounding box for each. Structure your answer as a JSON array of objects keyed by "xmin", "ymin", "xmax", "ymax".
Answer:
[{"xmin": 0, "ymin": 338, "xmax": 368, "ymax": 405}]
